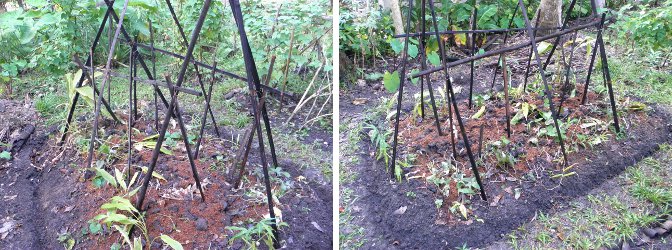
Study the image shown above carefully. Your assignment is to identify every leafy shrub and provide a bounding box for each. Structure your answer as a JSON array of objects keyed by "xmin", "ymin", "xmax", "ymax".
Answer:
[{"xmin": 614, "ymin": 0, "xmax": 672, "ymax": 51}]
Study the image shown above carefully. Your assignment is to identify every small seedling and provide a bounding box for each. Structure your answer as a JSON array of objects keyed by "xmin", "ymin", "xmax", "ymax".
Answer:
[
  {"xmin": 227, "ymin": 217, "xmax": 288, "ymax": 250},
  {"xmin": 365, "ymin": 124, "xmax": 391, "ymax": 168},
  {"xmin": 0, "ymin": 151, "xmax": 10, "ymax": 160},
  {"xmin": 435, "ymin": 199, "xmax": 444, "ymax": 209}
]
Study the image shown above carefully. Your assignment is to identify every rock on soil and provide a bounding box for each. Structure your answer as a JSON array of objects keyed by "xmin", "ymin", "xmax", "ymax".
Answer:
[{"xmin": 195, "ymin": 217, "xmax": 208, "ymax": 231}]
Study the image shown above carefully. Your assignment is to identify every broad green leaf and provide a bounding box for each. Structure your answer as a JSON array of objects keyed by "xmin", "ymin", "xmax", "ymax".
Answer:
[
  {"xmin": 128, "ymin": 0, "xmax": 158, "ymax": 13},
  {"xmin": 75, "ymin": 86, "xmax": 95, "ymax": 107},
  {"xmin": 18, "ymin": 27, "xmax": 36, "ymax": 45},
  {"xmin": 110, "ymin": 196, "xmax": 138, "ymax": 212},
  {"xmin": 383, "ymin": 71, "xmax": 400, "ymax": 93},
  {"xmin": 94, "ymin": 168, "xmax": 117, "ymax": 188},
  {"xmin": 160, "ymin": 235, "xmax": 184, "ymax": 250},
  {"xmin": 390, "ymin": 39, "xmax": 403, "ymax": 54},
  {"xmin": 407, "ymin": 44, "xmax": 418, "ymax": 58},
  {"xmin": 104, "ymin": 213, "xmax": 137, "ymax": 225},
  {"xmin": 425, "ymin": 39, "xmax": 438, "ymax": 54},
  {"xmin": 427, "ymin": 51, "xmax": 441, "ymax": 66},
  {"xmin": 89, "ymin": 222, "xmax": 102, "ymax": 234},
  {"xmin": 26, "ymin": 0, "xmax": 48, "ymax": 7}
]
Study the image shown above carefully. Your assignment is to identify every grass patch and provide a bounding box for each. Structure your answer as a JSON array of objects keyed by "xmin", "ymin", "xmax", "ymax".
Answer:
[
  {"xmin": 600, "ymin": 32, "xmax": 672, "ymax": 105},
  {"xmin": 506, "ymin": 143, "xmax": 672, "ymax": 249}
]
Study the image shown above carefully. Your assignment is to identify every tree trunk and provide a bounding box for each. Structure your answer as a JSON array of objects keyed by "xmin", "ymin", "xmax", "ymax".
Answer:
[
  {"xmin": 592, "ymin": 0, "xmax": 605, "ymax": 14},
  {"xmin": 535, "ymin": 0, "xmax": 562, "ymax": 36},
  {"xmin": 16, "ymin": 0, "xmax": 26, "ymax": 9},
  {"xmin": 381, "ymin": 0, "xmax": 404, "ymax": 36}
]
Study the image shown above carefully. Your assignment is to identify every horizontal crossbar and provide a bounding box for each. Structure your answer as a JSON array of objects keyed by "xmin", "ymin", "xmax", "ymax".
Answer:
[
  {"xmin": 80, "ymin": 65, "xmax": 203, "ymax": 96},
  {"xmin": 411, "ymin": 19, "xmax": 600, "ymax": 78}
]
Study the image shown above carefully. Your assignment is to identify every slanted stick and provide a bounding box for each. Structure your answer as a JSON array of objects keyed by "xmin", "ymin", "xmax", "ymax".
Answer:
[{"xmin": 502, "ymin": 55, "xmax": 511, "ymax": 138}]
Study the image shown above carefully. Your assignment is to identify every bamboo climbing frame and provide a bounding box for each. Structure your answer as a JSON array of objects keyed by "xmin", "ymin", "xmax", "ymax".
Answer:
[
  {"xmin": 389, "ymin": 0, "xmax": 620, "ymax": 201},
  {"xmin": 60, "ymin": 0, "xmax": 287, "ymax": 246}
]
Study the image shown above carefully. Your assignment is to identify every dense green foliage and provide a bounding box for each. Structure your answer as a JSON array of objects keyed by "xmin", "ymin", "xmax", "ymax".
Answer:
[
  {"xmin": 340, "ymin": 0, "xmax": 596, "ymax": 64},
  {"xmin": 0, "ymin": 0, "xmax": 332, "ymax": 95},
  {"xmin": 614, "ymin": 0, "xmax": 672, "ymax": 52}
]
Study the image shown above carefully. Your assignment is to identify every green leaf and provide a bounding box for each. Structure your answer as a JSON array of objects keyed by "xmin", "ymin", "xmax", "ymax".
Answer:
[
  {"xmin": 160, "ymin": 234, "xmax": 184, "ymax": 250},
  {"xmin": 471, "ymin": 106, "xmax": 486, "ymax": 119},
  {"xmin": 103, "ymin": 213, "xmax": 137, "ymax": 225},
  {"xmin": 92, "ymin": 176, "xmax": 105, "ymax": 188},
  {"xmin": 114, "ymin": 168, "xmax": 127, "ymax": 190},
  {"xmin": 537, "ymin": 42, "xmax": 553, "ymax": 54},
  {"xmin": 133, "ymin": 237, "xmax": 142, "ymax": 250},
  {"xmin": 139, "ymin": 166, "xmax": 167, "ymax": 181},
  {"xmin": 390, "ymin": 39, "xmax": 403, "ymax": 54},
  {"xmin": 26, "ymin": 0, "xmax": 48, "ymax": 7},
  {"xmin": 0, "ymin": 151, "xmax": 11, "ymax": 160},
  {"xmin": 410, "ymin": 69, "xmax": 419, "ymax": 85},
  {"xmin": 94, "ymin": 168, "xmax": 117, "ymax": 188},
  {"xmin": 427, "ymin": 51, "xmax": 441, "ymax": 66},
  {"xmin": 407, "ymin": 44, "xmax": 418, "ymax": 58},
  {"xmin": 134, "ymin": 141, "xmax": 173, "ymax": 155},
  {"xmin": 75, "ymin": 86, "xmax": 95, "ymax": 107},
  {"xmin": 18, "ymin": 27, "xmax": 36, "ymax": 45},
  {"xmin": 89, "ymin": 222, "xmax": 102, "ymax": 234},
  {"xmin": 383, "ymin": 71, "xmax": 400, "ymax": 93}
]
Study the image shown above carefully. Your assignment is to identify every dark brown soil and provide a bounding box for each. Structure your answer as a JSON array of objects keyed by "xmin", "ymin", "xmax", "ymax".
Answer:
[
  {"xmin": 0, "ymin": 98, "xmax": 332, "ymax": 249},
  {"xmin": 340, "ymin": 36, "xmax": 672, "ymax": 247}
]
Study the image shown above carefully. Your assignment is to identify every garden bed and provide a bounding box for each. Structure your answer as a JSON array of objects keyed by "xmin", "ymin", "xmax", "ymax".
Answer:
[
  {"xmin": 0, "ymin": 98, "xmax": 332, "ymax": 249},
  {"xmin": 340, "ymin": 44, "xmax": 672, "ymax": 247}
]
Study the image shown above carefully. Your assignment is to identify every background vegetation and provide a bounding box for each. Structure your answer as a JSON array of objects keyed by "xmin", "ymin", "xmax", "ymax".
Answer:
[{"xmin": 0, "ymin": 0, "xmax": 332, "ymax": 123}]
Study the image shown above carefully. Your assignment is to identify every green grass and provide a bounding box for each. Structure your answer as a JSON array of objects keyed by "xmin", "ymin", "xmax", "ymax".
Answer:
[
  {"xmin": 506, "ymin": 143, "xmax": 672, "ymax": 249},
  {"xmin": 599, "ymin": 32, "xmax": 672, "ymax": 105}
]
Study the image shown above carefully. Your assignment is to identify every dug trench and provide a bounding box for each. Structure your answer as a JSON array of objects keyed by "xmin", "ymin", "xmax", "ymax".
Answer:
[
  {"xmin": 340, "ymin": 53, "xmax": 672, "ymax": 248},
  {"xmin": 0, "ymin": 97, "xmax": 332, "ymax": 249}
]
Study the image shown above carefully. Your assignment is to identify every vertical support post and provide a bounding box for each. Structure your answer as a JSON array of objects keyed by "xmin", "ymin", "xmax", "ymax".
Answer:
[
  {"xmin": 86, "ymin": 0, "xmax": 131, "ymax": 169},
  {"xmin": 557, "ymin": 31, "xmax": 578, "ymax": 114},
  {"xmin": 128, "ymin": 42, "xmax": 134, "ymax": 183},
  {"xmin": 428, "ymin": 0, "xmax": 486, "ymax": 200},
  {"xmin": 517, "ymin": 0, "xmax": 569, "ymax": 166},
  {"xmin": 194, "ymin": 58, "xmax": 220, "ymax": 159},
  {"xmin": 502, "ymin": 55, "xmax": 511, "ymax": 138},
  {"xmin": 390, "ymin": 0, "xmax": 414, "ymax": 179},
  {"xmin": 230, "ymin": 0, "xmax": 281, "ymax": 246},
  {"xmin": 523, "ymin": 10, "xmax": 542, "ymax": 91},
  {"xmin": 135, "ymin": 0, "xmax": 212, "ymax": 211},
  {"xmin": 60, "ymin": 9, "xmax": 111, "ymax": 146},
  {"xmin": 595, "ymin": 13, "xmax": 620, "ymax": 132},
  {"xmin": 490, "ymin": 4, "xmax": 519, "ymax": 90},
  {"xmin": 164, "ymin": 0, "xmax": 221, "ymax": 138},
  {"xmin": 418, "ymin": 0, "xmax": 443, "ymax": 136},
  {"xmin": 581, "ymin": 30, "xmax": 600, "ymax": 105},
  {"xmin": 469, "ymin": 6, "xmax": 477, "ymax": 109},
  {"xmin": 101, "ymin": 0, "xmax": 176, "ymax": 118},
  {"xmin": 150, "ymin": 19, "xmax": 159, "ymax": 130},
  {"xmin": 133, "ymin": 36, "xmax": 138, "ymax": 122}
]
